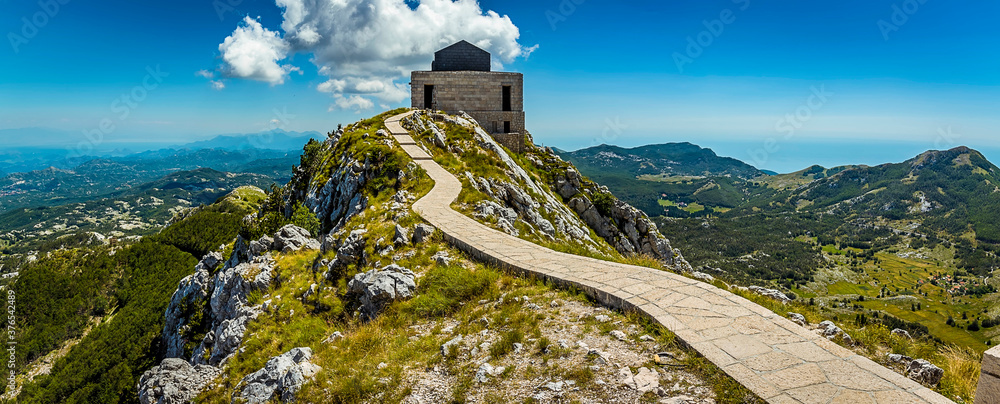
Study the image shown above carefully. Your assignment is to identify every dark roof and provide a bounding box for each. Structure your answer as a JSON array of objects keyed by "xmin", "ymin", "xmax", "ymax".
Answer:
[{"xmin": 431, "ymin": 40, "xmax": 491, "ymax": 72}]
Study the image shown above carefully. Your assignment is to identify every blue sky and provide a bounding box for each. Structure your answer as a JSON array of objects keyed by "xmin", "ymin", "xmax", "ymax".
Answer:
[{"xmin": 2, "ymin": 0, "xmax": 999, "ymax": 173}]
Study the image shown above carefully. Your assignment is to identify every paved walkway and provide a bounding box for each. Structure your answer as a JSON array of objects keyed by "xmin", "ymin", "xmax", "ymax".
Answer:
[{"xmin": 386, "ymin": 111, "xmax": 953, "ymax": 404}]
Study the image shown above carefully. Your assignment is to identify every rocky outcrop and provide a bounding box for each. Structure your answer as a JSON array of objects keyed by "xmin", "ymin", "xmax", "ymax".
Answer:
[
  {"xmin": 746, "ymin": 286, "xmax": 791, "ymax": 303},
  {"xmin": 348, "ymin": 264, "xmax": 417, "ymax": 320},
  {"xmin": 301, "ymin": 158, "xmax": 369, "ymax": 232},
  {"xmin": 412, "ymin": 224, "xmax": 436, "ymax": 244},
  {"xmin": 552, "ymin": 167, "xmax": 690, "ymax": 270},
  {"xmin": 272, "ymin": 225, "xmax": 320, "ymax": 253},
  {"xmin": 393, "ymin": 224, "xmax": 409, "ymax": 245},
  {"xmin": 788, "ymin": 312, "xmax": 807, "ymax": 327},
  {"xmin": 192, "ymin": 251, "xmax": 276, "ymax": 366},
  {"xmin": 137, "ymin": 358, "xmax": 221, "ymax": 404},
  {"xmin": 474, "ymin": 200, "xmax": 519, "ymax": 236},
  {"xmin": 162, "ymin": 226, "xmax": 294, "ymax": 368},
  {"xmin": 817, "ymin": 320, "xmax": 852, "ymax": 344},
  {"xmin": 324, "ymin": 229, "xmax": 367, "ymax": 277},
  {"xmin": 907, "ymin": 359, "xmax": 944, "ymax": 385},
  {"xmin": 238, "ymin": 347, "xmax": 322, "ymax": 403},
  {"xmin": 163, "ymin": 252, "xmax": 222, "ymax": 359}
]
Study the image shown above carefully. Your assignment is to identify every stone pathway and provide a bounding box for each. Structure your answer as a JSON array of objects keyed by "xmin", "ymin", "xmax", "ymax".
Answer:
[{"xmin": 386, "ymin": 111, "xmax": 953, "ymax": 404}]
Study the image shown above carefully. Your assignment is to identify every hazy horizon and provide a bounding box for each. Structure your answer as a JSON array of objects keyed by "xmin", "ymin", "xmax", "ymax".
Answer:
[{"xmin": 4, "ymin": 0, "xmax": 999, "ymax": 174}]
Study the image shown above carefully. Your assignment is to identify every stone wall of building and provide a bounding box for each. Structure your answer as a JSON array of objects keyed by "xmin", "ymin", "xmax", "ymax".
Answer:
[
  {"xmin": 411, "ymin": 71, "xmax": 523, "ymax": 113},
  {"xmin": 411, "ymin": 70, "xmax": 526, "ymax": 139}
]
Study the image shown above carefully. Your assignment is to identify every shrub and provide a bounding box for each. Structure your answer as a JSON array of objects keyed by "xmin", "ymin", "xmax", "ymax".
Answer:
[
  {"xmin": 404, "ymin": 265, "xmax": 497, "ymax": 317},
  {"xmin": 591, "ymin": 191, "xmax": 615, "ymax": 216}
]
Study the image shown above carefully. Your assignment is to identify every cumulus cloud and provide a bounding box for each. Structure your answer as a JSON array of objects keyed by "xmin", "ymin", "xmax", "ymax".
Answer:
[
  {"xmin": 330, "ymin": 94, "xmax": 376, "ymax": 112},
  {"xmin": 219, "ymin": 16, "xmax": 294, "ymax": 85},
  {"xmin": 214, "ymin": 0, "xmax": 535, "ymax": 110},
  {"xmin": 195, "ymin": 69, "xmax": 214, "ymax": 79},
  {"xmin": 211, "ymin": 80, "xmax": 226, "ymax": 90}
]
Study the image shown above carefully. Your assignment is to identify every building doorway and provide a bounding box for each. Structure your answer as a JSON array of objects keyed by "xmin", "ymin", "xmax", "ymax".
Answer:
[
  {"xmin": 424, "ymin": 85, "xmax": 434, "ymax": 109},
  {"xmin": 504, "ymin": 121, "xmax": 511, "ymax": 133},
  {"xmin": 502, "ymin": 86, "xmax": 511, "ymax": 111}
]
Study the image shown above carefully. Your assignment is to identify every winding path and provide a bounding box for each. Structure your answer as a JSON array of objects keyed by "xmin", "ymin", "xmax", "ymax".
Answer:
[{"xmin": 386, "ymin": 111, "xmax": 953, "ymax": 404}]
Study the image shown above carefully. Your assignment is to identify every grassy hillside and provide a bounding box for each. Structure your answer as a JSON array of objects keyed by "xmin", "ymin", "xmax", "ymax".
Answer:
[
  {"xmin": 9, "ymin": 189, "xmax": 261, "ymax": 402},
  {"xmin": 557, "ymin": 143, "xmax": 774, "ymax": 216}
]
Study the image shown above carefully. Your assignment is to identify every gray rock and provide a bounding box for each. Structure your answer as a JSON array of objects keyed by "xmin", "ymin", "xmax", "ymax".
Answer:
[
  {"xmin": 660, "ymin": 395, "xmax": 696, "ymax": 404},
  {"xmin": 617, "ymin": 366, "xmax": 637, "ymax": 389},
  {"xmin": 164, "ymin": 248, "xmax": 275, "ymax": 367},
  {"xmin": 326, "ymin": 230, "xmax": 367, "ymax": 276},
  {"xmin": 162, "ymin": 253, "xmax": 221, "ymax": 359},
  {"xmin": 633, "ymin": 367, "xmax": 659, "ymax": 393},
  {"xmin": 302, "ymin": 157, "xmax": 369, "ymax": 233},
  {"xmin": 474, "ymin": 200, "xmax": 518, "ymax": 224},
  {"xmin": 393, "ymin": 224, "xmax": 409, "ymax": 246},
  {"xmin": 272, "ymin": 224, "xmax": 320, "ymax": 253},
  {"xmin": 193, "ymin": 255, "xmax": 276, "ymax": 366},
  {"xmin": 431, "ymin": 251, "xmax": 452, "ymax": 266},
  {"xmin": 817, "ymin": 320, "xmax": 852, "ymax": 344},
  {"xmin": 691, "ymin": 271, "xmax": 714, "ymax": 282},
  {"xmin": 907, "ymin": 359, "xmax": 943, "ymax": 385},
  {"xmin": 239, "ymin": 347, "xmax": 321, "ymax": 403},
  {"xmin": 888, "ymin": 353, "xmax": 913, "ymax": 364},
  {"xmin": 138, "ymin": 358, "xmax": 221, "ymax": 404},
  {"xmin": 747, "ymin": 286, "xmax": 791, "ymax": 303},
  {"xmin": 542, "ymin": 381, "xmax": 564, "ymax": 392},
  {"xmin": 323, "ymin": 331, "xmax": 344, "ymax": 344},
  {"xmin": 412, "ymin": 224, "xmax": 436, "ymax": 244},
  {"xmin": 588, "ymin": 349, "xmax": 611, "ymax": 365},
  {"xmin": 348, "ymin": 264, "xmax": 417, "ymax": 320},
  {"xmin": 594, "ymin": 314, "xmax": 611, "ymax": 323},
  {"xmin": 891, "ymin": 328, "xmax": 912, "ymax": 339},
  {"xmin": 475, "ymin": 362, "xmax": 505, "ymax": 383},
  {"xmin": 249, "ymin": 236, "xmax": 274, "ymax": 257},
  {"xmin": 610, "ymin": 330, "xmax": 628, "ymax": 341},
  {"xmin": 788, "ymin": 312, "xmax": 807, "ymax": 327},
  {"xmin": 441, "ymin": 335, "xmax": 463, "ymax": 356}
]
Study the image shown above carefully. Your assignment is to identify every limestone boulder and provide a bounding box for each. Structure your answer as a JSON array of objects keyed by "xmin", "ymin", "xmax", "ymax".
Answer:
[
  {"xmin": 272, "ymin": 224, "xmax": 320, "ymax": 253},
  {"xmin": 238, "ymin": 347, "xmax": 322, "ymax": 403},
  {"xmin": 412, "ymin": 224, "xmax": 436, "ymax": 244},
  {"xmin": 137, "ymin": 358, "xmax": 221, "ymax": 404},
  {"xmin": 907, "ymin": 359, "xmax": 944, "ymax": 385},
  {"xmin": 348, "ymin": 264, "xmax": 417, "ymax": 320}
]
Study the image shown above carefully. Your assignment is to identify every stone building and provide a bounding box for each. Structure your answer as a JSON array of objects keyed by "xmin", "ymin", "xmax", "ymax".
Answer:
[{"xmin": 411, "ymin": 40, "xmax": 527, "ymax": 152}]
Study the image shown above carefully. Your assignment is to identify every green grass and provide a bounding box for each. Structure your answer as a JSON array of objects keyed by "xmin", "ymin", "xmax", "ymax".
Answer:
[{"xmin": 658, "ymin": 199, "xmax": 706, "ymax": 213}]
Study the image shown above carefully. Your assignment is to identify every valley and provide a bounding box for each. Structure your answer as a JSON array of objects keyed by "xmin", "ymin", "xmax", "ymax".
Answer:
[{"xmin": 567, "ymin": 143, "xmax": 1000, "ymax": 354}]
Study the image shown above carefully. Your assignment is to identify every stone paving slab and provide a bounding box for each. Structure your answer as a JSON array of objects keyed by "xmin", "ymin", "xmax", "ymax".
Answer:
[{"xmin": 385, "ymin": 111, "xmax": 954, "ymax": 404}]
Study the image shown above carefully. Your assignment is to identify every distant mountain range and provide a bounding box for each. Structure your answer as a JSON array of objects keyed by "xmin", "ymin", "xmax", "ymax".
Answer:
[
  {"xmin": 0, "ymin": 128, "xmax": 325, "ymax": 174},
  {"xmin": 556, "ymin": 143, "xmax": 770, "ymax": 215},
  {"xmin": 179, "ymin": 129, "xmax": 324, "ymax": 151},
  {"xmin": 0, "ymin": 147, "xmax": 302, "ymax": 213},
  {"xmin": 564, "ymin": 142, "xmax": 1000, "ymax": 246}
]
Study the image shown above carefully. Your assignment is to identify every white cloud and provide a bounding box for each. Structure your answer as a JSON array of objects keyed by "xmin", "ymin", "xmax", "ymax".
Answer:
[
  {"xmin": 211, "ymin": 80, "xmax": 226, "ymax": 90},
  {"xmin": 214, "ymin": 0, "xmax": 535, "ymax": 110},
  {"xmin": 195, "ymin": 69, "xmax": 214, "ymax": 79},
  {"xmin": 219, "ymin": 16, "xmax": 293, "ymax": 85},
  {"xmin": 330, "ymin": 95, "xmax": 375, "ymax": 112}
]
